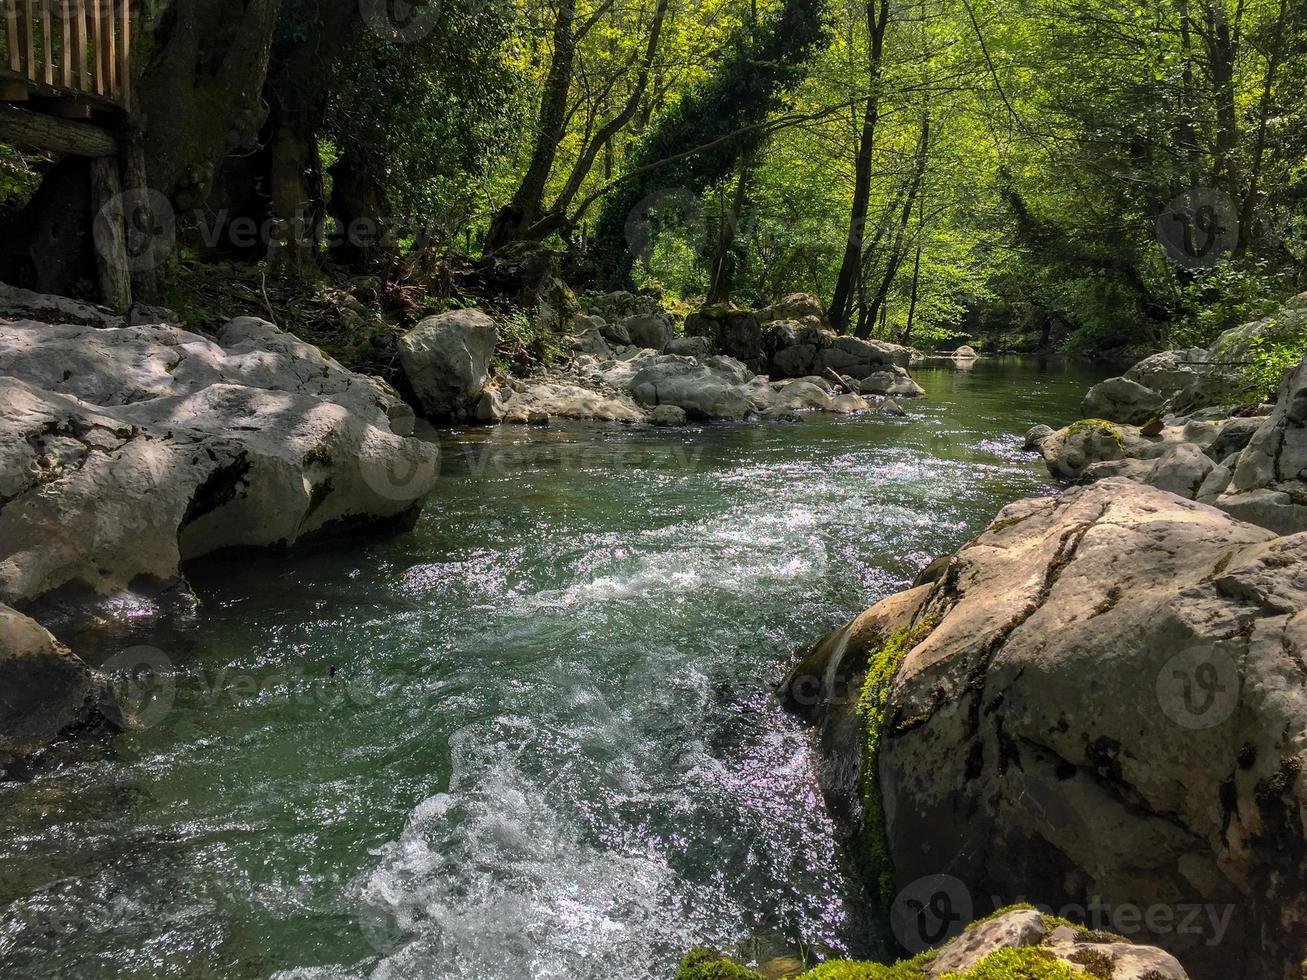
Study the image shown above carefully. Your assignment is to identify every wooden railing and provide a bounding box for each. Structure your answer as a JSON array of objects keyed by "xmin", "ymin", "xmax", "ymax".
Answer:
[{"xmin": 0, "ymin": 0, "xmax": 131, "ymax": 110}]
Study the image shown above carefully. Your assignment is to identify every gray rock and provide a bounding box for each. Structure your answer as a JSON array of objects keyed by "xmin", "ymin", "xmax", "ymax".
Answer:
[
  {"xmin": 757, "ymin": 292, "xmax": 827, "ymax": 325},
  {"xmin": 1205, "ymin": 415, "xmax": 1267, "ymax": 462},
  {"xmin": 771, "ymin": 342, "xmax": 818, "ymax": 378},
  {"xmin": 649, "ymin": 404, "xmax": 688, "ymax": 427},
  {"xmin": 473, "ymin": 388, "xmax": 505, "ymax": 424},
  {"xmin": 1144, "ymin": 443, "xmax": 1216, "ymax": 499},
  {"xmin": 923, "ymin": 909, "xmax": 1045, "ymax": 977},
  {"xmin": 688, "ymin": 307, "xmax": 764, "ymax": 366},
  {"xmin": 620, "ymin": 313, "xmax": 675, "ymax": 352},
  {"xmin": 665, "ymin": 335, "xmax": 710, "ymax": 358},
  {"xmin": 1125, "ymin": 347, "xmax": 1210, "ymax": 399},
  {"xmin": 952, "ymin": 344, "xmax": 979, "ymax": 359},
  {"xmin": 398, "ymin": 309, "xmax": 497, "ymax": 420},
  {"xmin": 629, "ymin": 359, "xmax": 754, "ymax": 420},
  {"xmin": 0, "ymin": 317, "xmax": 439, "ymax": 606},
  {"xmin": 860, "ymin": 368, "xmax": 925, "ymax": 397},
  {"xmin": 1081, "ymin": 375, "xmax": 1166, "ymax": 425},
  {"xmin": 786, "ymin": 479, "xmax": 1298, "ymax": 979},
  {"xmin": 588, "ymin": 290, "xmax": 663, "ymax": 323},
  {"xmin": 598, "ymin": 318, "xmax": 632, "ymax": 347},
  {"xmin": 1216, "ymin": 355, "xmax": 1307, "ymax": 534},
  {"xmin": 0, "ymin": 604, "xmax": 121, "ymax": 767},
  {"xmin": 1023, "ymin": 424, "xmax": 1055, "ymax": 450},
  {"xmin": 501, "ymin": 382, "xmax": 644, "ymax": 424}
]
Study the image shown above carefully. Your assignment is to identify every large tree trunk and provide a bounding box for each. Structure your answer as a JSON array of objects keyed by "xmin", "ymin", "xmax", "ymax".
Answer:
[
  {"xmin": 830, "ymin": 0, "xmax": 890, "ymax": 333},
  {"xmin": 139, "ymin": 0, "xmax": 285, "ymax": 208},
  {"xmin": 483, "ymin": 0, "xmax": 580, "ymax": 254}
]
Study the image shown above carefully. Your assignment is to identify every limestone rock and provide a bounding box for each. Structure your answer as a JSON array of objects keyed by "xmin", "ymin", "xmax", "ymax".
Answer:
[
  {"xmin": 0, "ymin": 603, "xmax": 121, "ymax": 767},
  {"xmin": 1023, "ymin": 424, "xmax": 1055, "ymax": 450},
  {"xmin": 501, "ymin": 382, "xmax": 645, "ymax": 424},
  {"xmin": 785, "ymin": 479, "xmax": 1304, "ymax": 979},
  {"xmin": 0, "ymin": 317, "xmax": 439, "ymax": 606},
  {"xmin": 1125, "ymin": 347, "xmax": 1210, "ymax": 399},
  {"xmin": 620, "ymin": 312, "xmax": 675, "ymax": 352},
  {"xmin": 649, "ymin": 404, "xmax": 688, "ymax": 427},
  {"xmin": 1081, "ymin": 375, "xmax": 1166, "ymax": 425},
  {"xmin": 588, "ymin": 290, "xmax": 663, "ymax": 323},
  {"xmin": 688, "ymin": 306, "xmax": 764, "ymax": 368},
  {"xmin": 1216, "ymin": 356, "xmax": 1307, "ymax": 534},
  {"xmin": 398, "ymin": 309, "xmax": 497, "ymax": 420},
  {"xmin": 665, "ymin": 335, "xmax": 710, "ymax": 358},
  {"xmin": 757, "ymin": 293, "xmax": 827, "ymax": 325},
  {"xmin": 1144, "ymin": 443, "xmax": 1216, "ymax": 499}
]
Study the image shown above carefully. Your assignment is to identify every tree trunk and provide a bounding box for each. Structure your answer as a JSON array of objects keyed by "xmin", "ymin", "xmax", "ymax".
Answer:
[
  {"xmin": 829, "ymin": 0, "xmax": 890, "ymax": 333},
  {"xmin": 858, "ymin": 113, "xmax": 930, "ymax": 339},
  {"xmin": 708, "ymin": 155, "xmax": 753, "ymax": 304},
  {"xmin": 484, "ymin": 0, "xmax": 579, "ymax": 253},
  {"xmin": 1236, "ymin": 0, "xmax": 1289, "ymax": 254}
]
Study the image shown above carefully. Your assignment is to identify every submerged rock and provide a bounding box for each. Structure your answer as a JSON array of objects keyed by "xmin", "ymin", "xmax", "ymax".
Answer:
[{"xmin": 783, "ymin": 479, "xmax": 1304, "ymax": 979}]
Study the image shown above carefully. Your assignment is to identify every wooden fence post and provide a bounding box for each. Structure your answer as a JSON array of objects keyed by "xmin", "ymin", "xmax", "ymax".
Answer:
[{"xmin": 90, "ymin": 155, "xmax": 131, "ymax": 311}]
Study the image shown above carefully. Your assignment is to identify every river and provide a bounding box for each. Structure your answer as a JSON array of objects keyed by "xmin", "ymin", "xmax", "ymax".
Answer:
[{"xmin": 0, "ymin": 357, "xmax": 1107, "ymax": 980}]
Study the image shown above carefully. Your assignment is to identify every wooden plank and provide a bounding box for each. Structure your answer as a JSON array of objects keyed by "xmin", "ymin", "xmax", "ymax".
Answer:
[
  {"xmin": 39, "ymin": 0, "xmax": 51, "ymax": 85},
  {"xmin": 22, "ymin": 0, "xmax": 34, "ymax": 79},
  {"xmin": 5, "ymin": 0, "xmax": 22, "ymax": 73},
  {"xmin": 0, "ymin": 99, "xmax": 116, "ymax": 154},
  {"xmin": 73, "ymin": 0, "xmax": 86, "ymax": 91},
  {"xmin": 101, "ymin": 0, "xmax": 112, "ymax": 98},
  {"xmin": 120, "ymin": 119, "xmax": 157, "ymax": 301},
  {"xmin": 60, "ymin": 0, "xmax": 71, "ymax": 87},
  {"xmin": 116, "ymin": 0, "xmax": 126, "ymax": 109},
  {"xmin": 89, "ymin": 0, "xmax": 100, "ymax": 95},
  {"xmin": 90, "ymin": 155, "xmax": 132, "ymax": 311},
  {"xmin": 21, "ymin": 0, "xmax": 33, "ymax": 78}
]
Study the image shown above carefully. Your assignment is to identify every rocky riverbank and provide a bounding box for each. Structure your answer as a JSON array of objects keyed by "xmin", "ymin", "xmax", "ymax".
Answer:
[
  {"xmin": 0, "ymin": 283, "xmax": 926, "ymax": 769},
  {"xmin": 752, "ymin": 296, "xmax": 1307, "ymax": 980},
  {"xmin": 393, "ymin": 290, "xmax": 925, "ymax": 427}
]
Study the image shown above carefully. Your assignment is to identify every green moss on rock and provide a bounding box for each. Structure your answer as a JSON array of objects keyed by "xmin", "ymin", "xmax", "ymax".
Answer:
[
  {"xmin": 857, "ymin": 620, "xmax": 937, "ymax": 908},
  {"xmin": 1066, "ymin": 419, "xmax": 1127, "ymax": 451}
]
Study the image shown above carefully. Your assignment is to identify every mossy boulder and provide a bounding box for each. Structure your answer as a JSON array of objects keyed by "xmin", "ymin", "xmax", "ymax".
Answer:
[{"xmin": 785, "ymin": 479, "xmax": 1307, "ymax": 979}]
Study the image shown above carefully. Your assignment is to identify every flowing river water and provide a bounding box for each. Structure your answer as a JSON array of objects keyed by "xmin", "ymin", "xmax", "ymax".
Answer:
[{"xmin": 0, "ymin": 357, "xmax": 1109, "ymax": 980}]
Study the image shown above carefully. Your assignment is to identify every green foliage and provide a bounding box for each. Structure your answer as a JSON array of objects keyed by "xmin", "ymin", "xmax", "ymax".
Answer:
[
  {"xmin": 1168, "ymin": 262, "xmax": 1292, "ymax": 349},
  {"xmin": 590, "ymin": 0, "xmax": 829, "ymax": 284},
  {"xmin": 0, "ymin": 145, "xmax": 45, "ymax": 211}
]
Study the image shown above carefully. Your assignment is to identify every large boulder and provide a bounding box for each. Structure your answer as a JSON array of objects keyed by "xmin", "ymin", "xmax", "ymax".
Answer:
[
  {"xmin": 783, "ymin": 479, "xmax": 1305, "ymax": 980},
  {"xmin": 686, "ymin": 306, "xmax": 765, "ymax": 369},
  {"xmin": 1216, "ymin": 355, "xmax": 1307, "ymax": 534},
  {"xmin": 499, "ymin": 382, "xmax": 645, "ymax": 424},
  {"xmin": 1126, "ymin": 347, "xmax": 1210, "ymax": 399},
  {"xmin": 815, "ymin": 334, "xmax": 912, "ymax": 375},
  {"xmin": 397, "ymin": 309, "xmax": 497, "ymax": 420},
  {"xmin": 0, "ymin": 318, "xmax": 438, "ymax": 606},
  {"xmin": 1081, "ymin": 375, "xmax": 1166, "ymax": 425},
  {"xmin": 757, "ymin": 292, "xmax": 827, "ymax": 326},
  {"xmin": 0, "ymin": 604, "xmax": 121, "ymax": 769},
  {"xmin": 619, "ymin": 312, "xmax": 675, "ymax": 352},
  {"xmin": 628, "ymin": 358, "xmax": 755, "ymax": 420}
]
